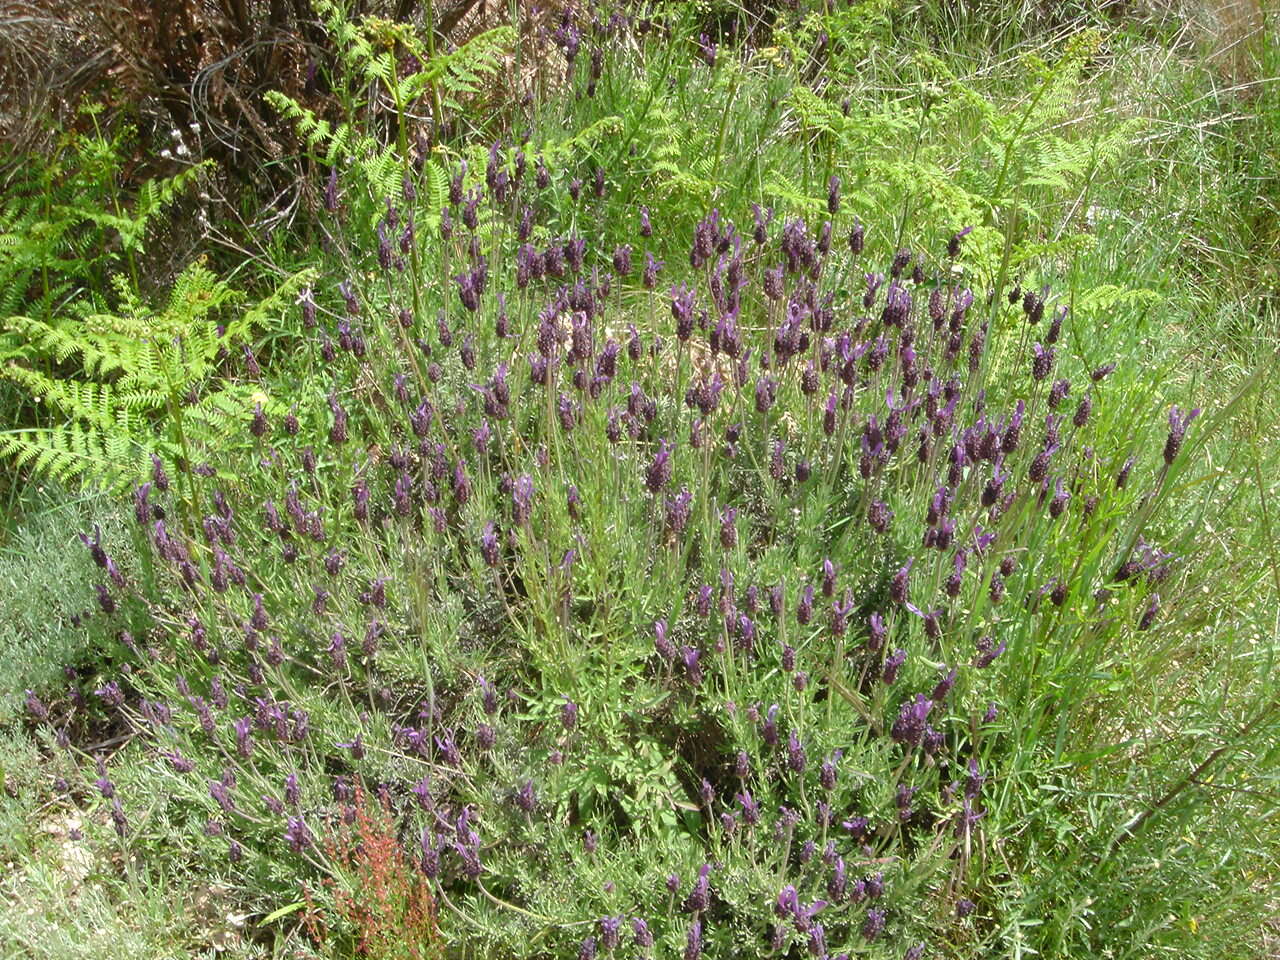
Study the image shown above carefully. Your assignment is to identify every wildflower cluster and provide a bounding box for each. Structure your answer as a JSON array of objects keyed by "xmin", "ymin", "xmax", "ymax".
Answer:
[{"xmin": 22, "ymin": 9, "xmax": 1203, "ymax": 958}]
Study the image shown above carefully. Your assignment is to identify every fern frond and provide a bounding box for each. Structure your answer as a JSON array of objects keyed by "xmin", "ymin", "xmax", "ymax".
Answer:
[
  {"xmin": 3, "ymin": 316, "xmax": 119, "ymax": 373},
  {"xmin": 0, "ymin": 425, "xmax": 138, "ymax": 487},
  {"xmin": 417, "ymin": 26, "xmax": 515, "ymax": 102},
  {"xmin": 230, "ymin": 269, "xmax": 318, "ymax": 345}
]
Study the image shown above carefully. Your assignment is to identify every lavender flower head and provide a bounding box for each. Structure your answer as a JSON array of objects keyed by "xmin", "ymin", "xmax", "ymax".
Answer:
[
  {"xmin": 891, "ymin": 693, "xmax": 933, "ymax": 747},
  {"xmin": 561, "ymin": 697, "xmax": 579, "ymax": 730},
  {"xmin": 285, "ymin": 816, "xmax": 312, "ymax": 852},
  {"xmin": 512, "ymin": 475, "xmax": 535, "ymax": 525},
  {"xmin": 1164, "ymin": 405, "xmax": 1202, "ymax": 465},
  {"xmin": 862, "ymin": 907, "xmax": 886, "ymax": 941},
  {"xmin": 646, "ymin": 440, "xmax": 673, "ymax": 493},
  {"xmin": 720, "ymin": 506, "xmax": 738, "ymax": 549},
  {"xmin": 599, "ymin": 916, "xmax": 623, "ymax": 952},
  {"xmin": 633, "ymin": 917, "xmax": 654, "ymax": 950},
  {"xmin": 684, "ymin": 919, "xmax": 703, "ymax": 960},
  {"xmin": 890, "ymin": 558, "xmax": 914, "ymax": 605}
]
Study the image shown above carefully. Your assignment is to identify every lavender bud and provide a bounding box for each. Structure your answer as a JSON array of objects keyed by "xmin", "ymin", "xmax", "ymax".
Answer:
[
  {"xmin": 1031, "ymin": 343, "xmax": 1054, "ymax": 381},
  {"xmin": 890, "ymin": 558, "xmax": 913, "ymax": 605},
  {"xmin": 820, "ymin": 754, "xmax": 838, "ymax": 790},
  {"xmin": 848, "ymin": 218, "xmax": 865, "ymax": 256},
  {"xmin": 786, "ymin": 730, "xmax": 807, "ymax": 773},
  {"xmin": 797, "ymin": 585, "xmax": 814, "ymax": 625},
  {"xmin": 684, "ymin": 920, "xmax": 702, "ymax": 960},
  {"xmin": 1048, "ymin": 378, "xmax": 1070, "ymax": 409},
  {"xmin": 1139, "ymin": 593, "xmax": 1160, "ymax": 630},
  {"xmin": 561, "ymin": 698, "xmax": 579, "ymax": 730},
  {"xmin": 633, "ymin": 918, "xmax": 653, "ymax": 950},
  {"xmin": 862, "ymin": 907, "xmax": 886, "ymax": 941},
  {"xmin": 1163, "ymin": 406, "xmax": 1202, "ymax": 465},
  {"xmin": 719, "ymin": 506, "xmax": 738, "ymax": 549}
]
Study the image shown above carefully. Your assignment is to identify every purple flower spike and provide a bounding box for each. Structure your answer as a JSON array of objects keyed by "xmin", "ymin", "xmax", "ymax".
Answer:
[
  {"xmin": 613, "ymin": 243, "xmax": 633, "ymax": 277},
  {"xmin": 514, "ymin": 779, "xmax": 537, "ymax": 813},
  {"xmin": 94, "ymin": 583, "xmax": 116, "ymax": 614},
  {"xmin": 654, "ymin": 619, "xmax": 675, "ymax": 661},
  {"xmin": 684, "ymin": 919, "xmax": 703, "ymax": 960},
  {"xmin": 820, "ymin": 754, "xmax": 839, "ymax": 791},
  {"xmin": 761, "ymin": 704, "xmax": 780, "ymax": 747},
  {"xmin": 633, "ymin": 918, "xmax": 653, "ymax": 950},
  {"xmin": 666, "ymin": 488, "xmax": 693, "ymax": 535},
  {"xmin": 848, "ymin": 217, "xmax": 865, "ymax": 256},
  {"xmin": 882, "ymin": 648, "xmax": 907, "ymax": 684},
  {"xmin": 843, "ymin": 816, "xmax": 869, "ymax": 841},
  {"xmin": 642, "ymin": 251, "xmax": 663, "ymax": 289},
  {"xmin": 670, "ymin": 284, "xmax": 696, "ymax": 340},
  {"xmin": 285, "ymin": 816, "xmax": 311, "ymax": 853},
  {"xmin": 797, "ymin": 585, "xmax": 814, "ymax": 625},
  {"xmin": 737, "ymin": 790, "xmax": 760, "ymax": 825},
  {"xmin": 775, "ymin": 884, "xmax": 799, "ymax": 920},
  {"xmin": 1164, "ymin": 406, "xmax": 1202, "ymax": 465},
  {"xmin": 868, "ymin": 611, "xmax": 887, "ymax": 652},
  {"xmin": 480, "ymin": 522, "xmax": 501, "ymax": 567},
  {"xmin": 512, "ymin": 475, "xmax": 535, "ymax": 525},
  {"xmin": 932, "ymin": 667, "xmax": 958, "ymax": 701},
  {"xmin": 720, "ymin": 506, "xmax": 738, "ymax": 549},
  {"xmin": 561, "ymin": 698, "xmax": 579, "ymax": 730},
  {"xmin": 807, "ymin": 923, "xmax": 827, "ymax": 958},
  {"xmin": 646, "ymin": 440, "xmax": 673, "ymax": 493},
  {"xmin": 682, "ymin": 646, "xmax": 703, "ymax": 685},
  {"xmin": 696, "ymin": 584, "xmax": 714, "ymax": 618},
  {"xmin": 948, "ymin": 225, "xmax": 973, "ymax": 258},
  {"xmin": 974, "ymin": 635, "xmax": 1007, "ymax": 668},
  {"xmin": 890, "ymin": 558, "xmax": 914, "ymax": 605},
  {"xmin": 233, "ymin": 716, "xmax": 254, "ymax": 758},
  {"xmin": 25, "ymin": 690, "xmax": 49, "ymax": 722},
  {"xmin": 821, "ymin": 558, "xmax": 837, "ymax": 597},
  {"xmin": 599, "ymin": 916, "xmax": 623, "ymax": 952},
  {"xmin": 685, "ymin": 864, "xmax": 712, "ymax": 913},
  {"xmin": 862, "ymin": 906, "xmax": 886, "ymax": 941},
  {"xmin": 110, "ymin": 798, "xmax": 128, "ymax": 837},
  {"xmin": 787, "ymin": 730, "xmax": 807, "ymax": 774},
  {"xmin": 96, "ymin": 681, "xmax": 125, "ymax": 708},
  {"xmin": 79, "ymin": 525, "xmax": 108, "ymax": 567},
  {"xmin": 1031, "ymin": 343, "xmax": 1054, "ymax": 381},
  {"xmin": 891, "ymin": 693, "xmax": 933, "ymax": 747},
  {"xmin": 868, "ymin": 499, "xmax": 893, "ymax": 534},
  {"xmin": 755, "ymin": 375, "xmax": 777, "ymax": 413}
]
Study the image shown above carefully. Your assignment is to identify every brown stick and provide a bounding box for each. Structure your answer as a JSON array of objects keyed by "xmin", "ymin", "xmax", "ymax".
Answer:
[{"xmin": 1110, "ymin": 697, "xmax": 1278, "ymax": 853}]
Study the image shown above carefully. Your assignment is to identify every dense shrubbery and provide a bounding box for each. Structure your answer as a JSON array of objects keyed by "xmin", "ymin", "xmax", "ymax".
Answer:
[{"xmin": 4, "ymin": 3, "xmax": 1278, "ymax": 959}]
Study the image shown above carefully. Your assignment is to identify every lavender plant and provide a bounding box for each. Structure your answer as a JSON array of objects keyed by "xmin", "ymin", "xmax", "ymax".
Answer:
[{"xmin": 12, "ymin": 5, "xmax": 1273, "ymax": 960}]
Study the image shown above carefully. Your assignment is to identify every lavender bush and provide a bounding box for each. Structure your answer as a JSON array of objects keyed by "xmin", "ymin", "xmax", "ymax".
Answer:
[{"xmin": 10, "ymin": 5, "xmax": 1275, "ymax": 959}]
